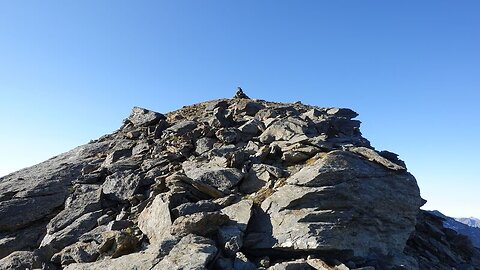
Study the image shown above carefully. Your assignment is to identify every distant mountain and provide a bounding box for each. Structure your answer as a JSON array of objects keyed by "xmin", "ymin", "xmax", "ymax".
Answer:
[
  {"xmin": 456, "ymin": 217, "xmax": 480, "ymax": 228},
  {"xmin": 430, "ymin": 210, "xmax": 480, "ymax": 248}
]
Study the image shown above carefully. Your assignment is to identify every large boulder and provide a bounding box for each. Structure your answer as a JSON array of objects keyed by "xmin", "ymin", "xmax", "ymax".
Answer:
[
  {"xmin": 245, "ymin": 150, "xmax": 423, "ymax": 258},
  {"xmin": 152, "ymin": 234, "xmax": 218, "ymax": 270},
  {"xmin": 182, "ymin": 161, "xmax": 244, "ymax": 193},
  {"xmin": 138, "ymin": 194, "xmax": 173, "ymax": 244},
  {"xmin": 125, "ymin": 107, "xmax": 165, "ymax": 127}
]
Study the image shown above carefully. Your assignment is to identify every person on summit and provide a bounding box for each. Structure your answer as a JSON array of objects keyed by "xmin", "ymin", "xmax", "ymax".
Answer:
[{"xmin": 234, "ymin": 87, "xmax": 250, "ymax": 99}]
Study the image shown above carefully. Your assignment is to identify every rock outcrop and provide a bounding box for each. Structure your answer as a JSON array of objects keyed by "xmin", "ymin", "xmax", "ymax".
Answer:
[{"xmin": 0, "ymin": 92, "xmax": 478, "ymax": 270}]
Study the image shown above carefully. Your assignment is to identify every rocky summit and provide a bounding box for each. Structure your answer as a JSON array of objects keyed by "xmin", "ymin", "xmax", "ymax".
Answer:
[{"xmin": 1, "ymin": 93, "xmax": 479, "ymax": 270}]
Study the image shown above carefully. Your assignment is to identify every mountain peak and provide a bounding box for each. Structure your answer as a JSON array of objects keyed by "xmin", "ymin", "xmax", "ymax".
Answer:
[{"xmin": 0, "ymin": 96, "xmax": 478, "ymax": 269}]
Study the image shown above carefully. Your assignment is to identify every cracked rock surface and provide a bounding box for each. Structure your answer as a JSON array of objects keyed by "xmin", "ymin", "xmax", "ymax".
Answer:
[{"xmin": 0, "ymin": 94, "xmax": 478, "ymax": 270}]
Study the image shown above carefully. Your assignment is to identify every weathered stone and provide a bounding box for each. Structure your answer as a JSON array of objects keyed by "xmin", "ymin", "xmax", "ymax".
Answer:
[
  {"xmin": 171, "ymin": 211, "xmax": 229, "ymax": 236},
  {"xmin": 259, "ymin": 117, "xmax": 316, "ymax": 144},
  {"xmin": 164, "ymin": 120, "xmax": 197, "ymax": 136},
  {"xmin": 52, "ymin": 241, "xmax": 99, "ymax": 265},
  {"xmin": 209, "ymin": 107, "xmax": 235, "ymax": 128},
  {"xmin": 103, "ymin": 148, "xmax": 132, "ymax": 167},
  {"xmin": 216, "ymin": 128, "xmax": 241, "ymax": 144},
  {"xmin": 240, "ymin": 164, "xmax": 283, "ymax": 193},
  {"xmin": 41, "ymin": 210, "xmax": 103, "ymax": 252},
  {"xmin": 132, "ymin": 141, "xmax": 150, "ymax": 156},
  {"xmin": 107, "ymin": 220, "xmax": 133, "ymax": 231},
  {"xmin": 0, "ymin": 251, "xmax": 40, "ymax": 270},
  {"xmin": 47, "ymin": 184, "xmax": 102, "ymax": 234},
  {"xmin": 152, "ymin": 234, "xmax": 218, "ymax": 270},
  {"xmin": 238, "ymin": 118, "xmax": 264, "ymax": 135},
  {"xmin": 326, "ymin": 108, "xmax": 358, "ymax": 119},
  {"xmin": 235, "ymin": 100, "xmax": 264, "ymax": 116},
  {"xmin": 0, "ymin": 221, "xmax": 47, "ymax": 260},
  {"xmin": 138, "ymin": 194, "xmax": 172, "ymax": 244},
  {"xmin": 172, "ymin": 200, "xmax": 221, "ymax": 217},
  {"xmin": 217, "ymin": 200, "xmax": 253, "ymax": 257},
  {"xmin": 245, "ymin": 151, "xmax": 423, "ymax": 258},
  {"xmin": 195, "ymin": 137, "xmax": 216, "ymax": 155},
  {"xmin": 221, "ymin": 199, "xmax": 253, "ymax": 231},
  {"xmin": 126, "ymin": 107, "xmax": 165, "ymax": 127},
  {"xmin": 64, "ymin": 248, "xmax": 161, "ymax": 270},
  {"xmin": 182, "ymin": 160, "xmax": 244, "ymax": 192},
  {"xmin": 348, "ymin": 146, "xmax": 405, "ymax": 171},
  {"xmin": 205, "ymin": 100, "xmax": 229, "ymax": 111},
  {"xmin": 102, "ymin": 170, "xmax": 141, "ymax": 202},
  {"xmin": 268, "ymin": 259, "xmax": 311, "ymax": 270}
]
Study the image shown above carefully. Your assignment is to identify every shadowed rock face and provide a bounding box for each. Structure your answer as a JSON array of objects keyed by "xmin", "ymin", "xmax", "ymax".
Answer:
[{"xmin": 0, "ymin": 94, "xmax": 478, "ymax": 270}]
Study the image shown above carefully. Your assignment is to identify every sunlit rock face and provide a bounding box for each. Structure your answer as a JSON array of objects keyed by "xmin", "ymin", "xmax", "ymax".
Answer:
[{"xmin": 1, "ymin": 91, "xmax": 478, "ymax": 269}]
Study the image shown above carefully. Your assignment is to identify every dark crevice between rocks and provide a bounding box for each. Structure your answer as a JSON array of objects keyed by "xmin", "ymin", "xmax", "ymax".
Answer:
[
  {"xmin": 0, "ymin": 191, "xmax": 18, "ymax": 203},
  {"xmin": 241, "ymin": 248, "xmax": 355, "ymax": 267}
]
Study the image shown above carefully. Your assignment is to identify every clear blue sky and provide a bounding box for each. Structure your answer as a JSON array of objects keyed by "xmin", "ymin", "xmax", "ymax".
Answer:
[{"xmin": 0, "ymin": 1, "xmax": 478, "ymax": 218}]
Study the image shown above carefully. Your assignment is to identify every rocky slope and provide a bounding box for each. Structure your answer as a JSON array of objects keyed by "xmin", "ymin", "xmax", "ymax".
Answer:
[
  {"xmin": 1, "ymin": 91, "xmax": 479, "ymax": 270},
  {"xmin": 430, "ymin": 211, "xmax": 480, "ymax": 248}
]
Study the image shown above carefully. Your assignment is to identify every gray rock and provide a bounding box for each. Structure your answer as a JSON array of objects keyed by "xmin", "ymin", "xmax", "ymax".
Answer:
[
  {"xmin": 138, "ymin": 194, "xmax": 172, "ymax": 244},
  {"xmin": 240, "ymin": 164, "xmax": 283, "ymax": 193},
  {"xmin": 205, "ymin": 100, "xmax": 229, "ymax": 111},
  {"xmin": 172, "ymin": 200, "xmax": 221, "ymax": 217},
  {"xmin": 64, "ymin": 248, "xmax": 160, "ymax": 270},
  {"xmin": 41, "ymin": 210, "xmax": 103, "ymax": 252},
  {"xmin": 281, "ymin": 144, "xmax": 320, "ymax": 165},
  {"xmin": 164, "ymin": 120, "xmax": 197, "ymax": 136},
  {"xmin": 302, "ymin": 108, "xmax": 325, "ymax": 121},
  {"xmin": 107, "ymin": 220, "xmax": 134, "ymax": 231},
  {"xmin": 326, "ymin": 108, "xmax": 358, "ymax": 119},
  {"xmin": 182, "ymin": 161, "xmax": 244, "ymax": 192},
  {"xmin": 233, "ymin": 252, "xmax": 257, "ymax": 270},
  {"xmin": 126, "ymin": 106, "xmax": 165, "ymax": 127},
  {"xmin": 216, "ymin": 128, "xmax": 241, "ymax": 144},
  {"xmin": 171, "ymin": 211, "xmax": 229, "ymax": 236},
  {"xmin": 0, "ymin": 221, "xmax": 47, "ymax": 259},
  {"xmin": 102, "ymin": 170, "xmax": 141, "ymax": 202},
  {"xmin": 0, "ymin": 251, "xmax": 40, "ymax": 270},
  {"xmin": 51, "ymin": 241, "xmax": 99, "ymax": 265},
  {"xmin": 209, "ymin": 107, "xmax": 235, "ymax": 128},
  {"xmin": 234, "ymin": 100, "xmax": 264, "ymax": 116},
  {"xmin": 0, "ymin": 141, "xmax": 110, "ymax": 259},
  {"xmin": 259, "ymin": 117, "xmax": 316, "ymax": 144},
  {"xmin": 221, "ymin": 199, "xmax": 253, "ymax": 231},
  {"xmin": 218, "ymin": 200, "xmax": 253, "ymax": 256},
  {"xmin": 245, "ymin": 150, "xmax": 423, "ymax": 258},
  {"xmin": 238, "ymin": 119, "xmax": 264, "ymax": 135},
  {"xmin": 348, "ymin": 146, "xmax": 405, "ymax": 171},
  {"xmin": 195, "ymin": 137, "xmax": 216, "ymax": 155},
  {"xmin": 268, "ymin": 259, "xmax": 311, "ymax": 270},
  {"xmin": 152, "ymin": 234, "xmax": 218, "ymax": 270},
  {"xmin": 103, "ymin": 148, "xmax": 132, "ymax": 166},
  {"xmin": 47, "ymin": 184, "xmax": 102, "ymax": 234},
  {"xmin": 132, "ymin": 141, "xmax": 150, "ymax": 156}
]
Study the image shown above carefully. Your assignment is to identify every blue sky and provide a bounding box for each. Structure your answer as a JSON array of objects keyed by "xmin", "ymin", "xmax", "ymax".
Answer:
[{"xmin": 0, "ymin": 1, "xmax": 478, "ymax": 217}]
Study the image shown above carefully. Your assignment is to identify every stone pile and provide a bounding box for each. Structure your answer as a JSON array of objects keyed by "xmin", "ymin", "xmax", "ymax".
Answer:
[{"xmin": 0, "ymin": 92, "xmax": 478, "ymax": 269}]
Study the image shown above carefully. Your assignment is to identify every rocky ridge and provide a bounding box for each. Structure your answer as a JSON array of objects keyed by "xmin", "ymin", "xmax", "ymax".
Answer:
[
  {"xmin": 1, "ymin": 92, "xmax": 479, "ymax": 269},
  {"xmin": 430, "ymin": 211, "xmax": 480, "ymax": 249}
]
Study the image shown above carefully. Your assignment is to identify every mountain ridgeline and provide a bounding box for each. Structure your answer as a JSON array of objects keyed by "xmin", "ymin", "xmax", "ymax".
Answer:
[{"xmin": 1, "ymin": 93, "xmax": 479, "ymax": 269}]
